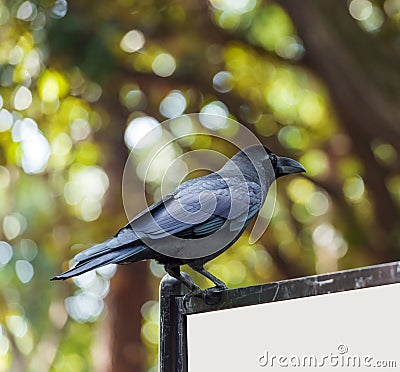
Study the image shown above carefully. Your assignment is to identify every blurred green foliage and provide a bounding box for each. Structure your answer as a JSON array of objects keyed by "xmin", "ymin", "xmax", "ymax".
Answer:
[{"xmin": 0, "ymin": 0, "xmax": 399, "ymax": 371}]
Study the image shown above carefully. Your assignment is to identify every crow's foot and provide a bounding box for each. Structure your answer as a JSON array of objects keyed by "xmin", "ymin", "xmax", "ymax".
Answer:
[{"xmin": 201, "ymin": 285, "xmax": 226, "ymax": 305}]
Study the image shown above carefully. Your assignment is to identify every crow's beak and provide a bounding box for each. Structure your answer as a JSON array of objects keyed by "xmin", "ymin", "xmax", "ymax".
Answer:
[{"xmin": 276, "ymin": 156, "xmax": 306, "ymax": 177}]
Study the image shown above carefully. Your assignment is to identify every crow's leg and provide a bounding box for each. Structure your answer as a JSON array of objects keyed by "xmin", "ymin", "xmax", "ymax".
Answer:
[
  {"xmin": 188, "ymin": 263, "xmax": 228, "ymax": 290},
  {"xmin": 164, "ymin": 264, "xmax": 201, "ymax": 293}
]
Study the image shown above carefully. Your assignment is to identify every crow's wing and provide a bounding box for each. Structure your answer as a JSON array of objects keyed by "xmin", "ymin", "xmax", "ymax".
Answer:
[{"xmin": 129, "ymin": 176, "xmax": 262, "ymax": 239}]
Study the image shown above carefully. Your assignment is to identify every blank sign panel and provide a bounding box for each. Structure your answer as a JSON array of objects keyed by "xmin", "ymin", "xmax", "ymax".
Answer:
[{"xmin": 187, "ymin": 283, "xmax": 400, "ymax": 371}]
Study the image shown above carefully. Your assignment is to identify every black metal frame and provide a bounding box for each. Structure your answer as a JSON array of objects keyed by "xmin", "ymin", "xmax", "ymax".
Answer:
[{"xmin": 159, "ymin": 261, "xmax": 400, "ymax": 372}]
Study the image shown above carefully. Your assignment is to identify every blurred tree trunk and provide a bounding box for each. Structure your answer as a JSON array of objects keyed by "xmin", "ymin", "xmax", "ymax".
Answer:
[
  {"xmin": 99, "ymin": 95, "xmax": 151, "ymax": 372},
  {"xmin": 280, "ymin": 0, "xmax": 400, "ymax": 260},
  {"xmin": 107, "ymin": 263, "xmax": 149, "ymax": 372}
]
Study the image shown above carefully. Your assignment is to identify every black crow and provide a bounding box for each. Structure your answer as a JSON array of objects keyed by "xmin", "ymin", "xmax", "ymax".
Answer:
[{"xmin": 52, "ymin": 145, "xmax": 305, "ymax": 293}]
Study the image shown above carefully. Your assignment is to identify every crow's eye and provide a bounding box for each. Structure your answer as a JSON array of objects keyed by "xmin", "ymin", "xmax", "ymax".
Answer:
[{"xmin": 269, "ymin": 154, "xmax": 278, "ymax": 166}]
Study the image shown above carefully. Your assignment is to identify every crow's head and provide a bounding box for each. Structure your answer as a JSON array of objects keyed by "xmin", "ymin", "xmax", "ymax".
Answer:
[
  {"xmin": 227, "ymin": 145, "xmax": 305, "ymax": 184},
  {"xmin": 263, "ymin": 146, "xmax": 305, "ymax": 179}
]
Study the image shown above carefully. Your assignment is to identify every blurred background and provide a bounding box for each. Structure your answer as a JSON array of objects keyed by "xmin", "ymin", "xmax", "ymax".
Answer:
[{"xmin": 0, "ymin": 0, "xmax": 400, "ymax": 371}]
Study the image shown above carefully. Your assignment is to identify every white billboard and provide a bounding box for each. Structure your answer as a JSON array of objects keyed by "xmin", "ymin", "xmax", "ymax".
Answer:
[{"xmin": 187, "ymin": 283, "xmax": 400, "ymax": 371}]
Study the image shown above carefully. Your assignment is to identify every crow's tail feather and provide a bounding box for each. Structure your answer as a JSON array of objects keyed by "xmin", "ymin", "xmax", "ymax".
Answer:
[{"xmin": 51, "ymin": 245, "xmax": 148, "ymax": 280}]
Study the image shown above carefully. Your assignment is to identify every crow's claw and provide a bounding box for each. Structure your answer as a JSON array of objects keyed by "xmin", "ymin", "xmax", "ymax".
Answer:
[
  {"xmin": 201, "ymin": 286, "xmax": 226, "ymax": 305},
  {"xmin": 183, "ymin": 287, "xmax": 202, "ymax": 305}
]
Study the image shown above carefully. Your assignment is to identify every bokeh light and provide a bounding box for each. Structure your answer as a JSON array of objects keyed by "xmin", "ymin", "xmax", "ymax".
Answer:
[
  {"xmin": 51, "ymin": 0, "xmax": 68, "ymax": 19},
  {"xmin": 15, "ymin": 260, "xmax": 34, "ymax": 283},
  {"xmin": 200, "ymin": 101, "xmax": 229, "ymax": 130},
  {"xmin": 349, "ymin": 0, "xmax": 373, "ymax": 20},
  {"xmin": 159, "ymin": 90, "xmax": 186, "ymax": 118},
  {"xmin": 213, "ymin": 71, "xmax": 234, "ymax": 93},
  {"xmin": 16, "ymin": 2, "xmax": 36, "ymax": 21},
  {"xmin": 64, "ymin": 165, "xmax": 109, "ymax": 221},
  {"xmin": 0, "ymin": 108, "xmax": 13, "ymax": 131},
  {"xmin": 0, "ymin": 241, "xmax": 13, "ymax": 265},
  {"xmin": 120, "ymin": 30, "xmax": 145, "ymax": 53},
  {"xmin": 13, "ymin": 86, "xmax": 32, "ymax": 110},
  {"xmin": 209, "ymin": 0, "xmax": 256, "ymax": 14},
  {"xmin": 124, "ymin": 116, "xmax": 162, "ymax": 149},
  {"xmin": 151, "ymin": 53, "xmax": 176, "ymax": 77}
]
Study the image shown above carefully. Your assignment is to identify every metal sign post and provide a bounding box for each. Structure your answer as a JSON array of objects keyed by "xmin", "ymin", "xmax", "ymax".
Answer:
[
  {"xmin": 159, "ymin": 261, "xmax": 400, "ymax": 372},
  {"xmin": 159, "ymin": 274, "xmax": 189, "ymax": 372}
]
